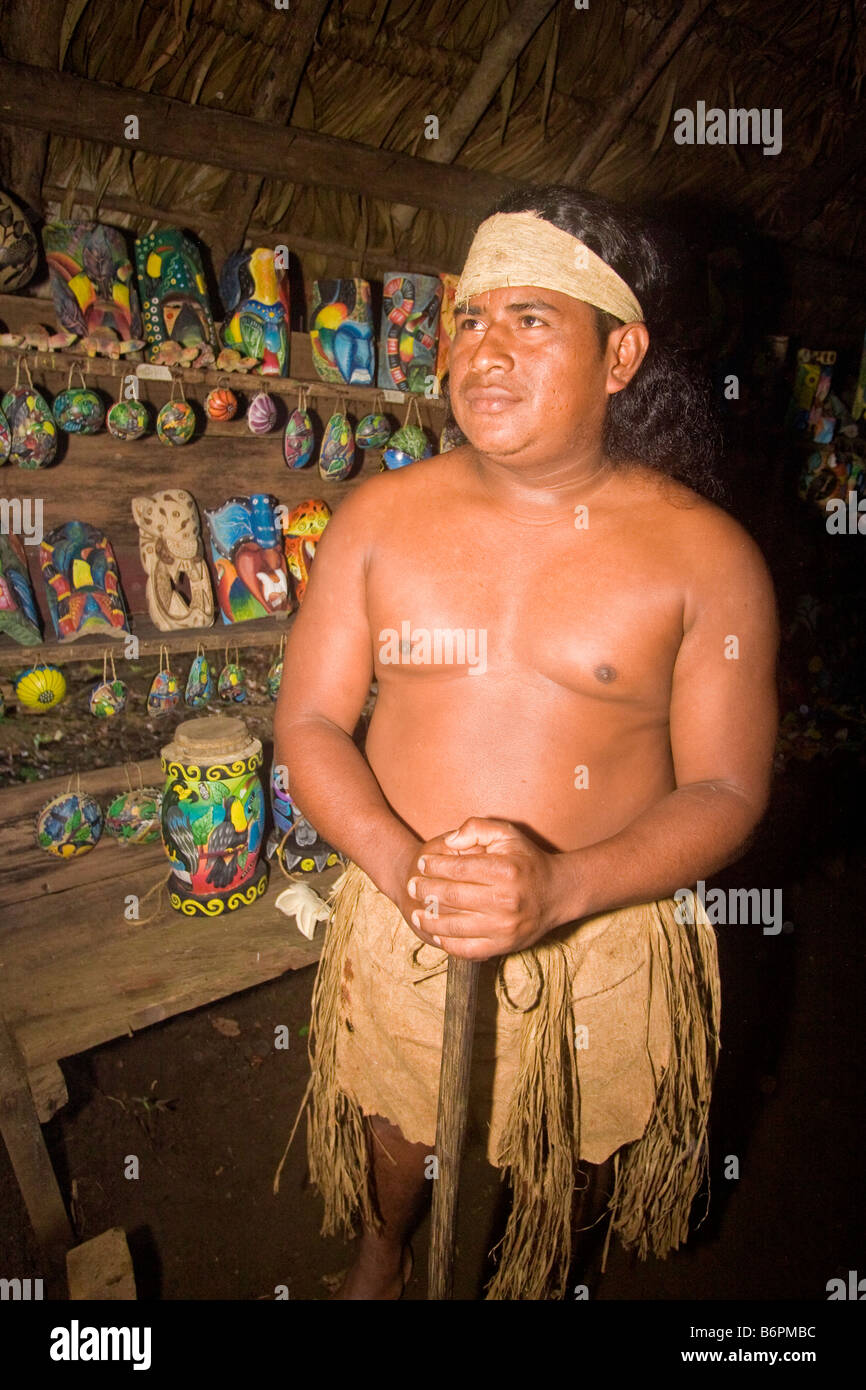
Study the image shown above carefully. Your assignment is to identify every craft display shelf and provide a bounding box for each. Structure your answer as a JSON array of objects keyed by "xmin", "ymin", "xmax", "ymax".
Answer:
[{"xmin": 0, "ymin": 303, "xmax": 445, "ymax": 667}]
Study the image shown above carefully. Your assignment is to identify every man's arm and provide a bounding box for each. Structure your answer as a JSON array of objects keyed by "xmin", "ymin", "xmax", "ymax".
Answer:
[{"xmin": 273, "ymin": 480, "xmax": 420, "ymax": 904}]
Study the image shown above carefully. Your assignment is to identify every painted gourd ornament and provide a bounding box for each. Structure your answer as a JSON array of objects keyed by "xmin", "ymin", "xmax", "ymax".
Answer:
[
  {"xmin": 0, "ymin": 187, "xmax": 38, "ymax": 291},
  {"xmin": 0, "ymin": 405, "xmax": 10, "ymax": 463},
  {"xmin": 318, "ymin": 412, "xmax": 354, "ymax": 482},
  {"xmin": 355, "ymin": 412, "xmax": 390, "ymax": 449},
  {"xmin": 266, "ymin": 647, "xmax": 283, "ymax": 701},
  {"xmin": 1, "ymin": 385, "xmax": 57, "ymax": 467},
  {"xmin": 160, "ymin": 715, "xmax": 268, "ymax": 915},
  {"xmin": 283, "ymin": 408, "xmax": 314, "ymax": 469},
  {"xmin": 157, "ymin": 399, "xmax": 195, "ymax": 446},
  {"xmin": 15, "ymin": 663, "xmax": 66, "ymax": 712},
  {"xmin": 185, "ymin": 648, "xmax": 215, "ymax": 707},
  {"xmin": 205, "ymin": 387, "xmax": 238, "ymax": 421},
  {"xmin": 104, "ymin": 787, "xmax": 163, "ymax": 845},
  {"xmin": 89, "ymin": 678, "xmax": 128, "ymax": 718},
  {"xmin": 107, "ymin": 398, "xmax": 149, "ymax": 440},
  {"xmin": 36, "ymin": 791, "xmax": 103, "ymax": 858},
  {"xmin": 147, "ymin": 667, "xmax": 180, "ymax": 714},
  {"xmin": 247, "ymin": 391, "xmax": 277, "ymax": 434},
  {"xmin": 218, "ymin": 660, "xmax": 248, "ymax": 703},
  {"xmin": 383, "ymin": 423, "xmax": 432, "ymax": 471},
  {"xmin": 53, "ymin": 387, "xmax": 105, "ymax": 434}
]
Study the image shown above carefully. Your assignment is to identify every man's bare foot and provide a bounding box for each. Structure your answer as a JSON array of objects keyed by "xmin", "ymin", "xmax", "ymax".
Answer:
[{"xmin": 329, "ymin": 1239, "xmax": 413, "ymax": 1300}]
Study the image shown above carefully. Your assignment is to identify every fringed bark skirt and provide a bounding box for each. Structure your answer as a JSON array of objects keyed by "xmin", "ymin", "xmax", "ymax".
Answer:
[{"xmin": 300, "ymin": 860, "xmax": 721, "ymax": 1300}]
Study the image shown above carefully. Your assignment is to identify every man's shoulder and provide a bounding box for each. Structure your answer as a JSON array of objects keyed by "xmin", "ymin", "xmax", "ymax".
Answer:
[
  {"xmin": 620, "ymin": 466, "xmax": 762, "ymax": 561},
  {"xmin": 336, "ymin": 449, "xmax": 463, "ymax": 520}
]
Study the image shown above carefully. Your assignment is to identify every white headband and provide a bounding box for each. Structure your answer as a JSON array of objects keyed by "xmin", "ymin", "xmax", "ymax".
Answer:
[{"xmin": 455, "ymin": 210, "xmax": 644, "ymax": 324}]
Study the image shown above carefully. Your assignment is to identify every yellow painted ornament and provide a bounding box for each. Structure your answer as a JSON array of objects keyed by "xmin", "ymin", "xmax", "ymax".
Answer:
[{"xmin": 15, "ymin": 663, "xmax": 67, "ymax": 712}]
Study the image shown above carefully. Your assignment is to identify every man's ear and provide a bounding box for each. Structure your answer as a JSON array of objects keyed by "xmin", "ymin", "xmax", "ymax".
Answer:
[{"xmin": 606, "ymin": 323, "xmax": 650, "ymax": 396}]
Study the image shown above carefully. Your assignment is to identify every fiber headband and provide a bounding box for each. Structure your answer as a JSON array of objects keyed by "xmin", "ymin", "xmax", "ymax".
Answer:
[{"xmin": 455, "ymin": 211, "xmax": 644, "ymax": 324}]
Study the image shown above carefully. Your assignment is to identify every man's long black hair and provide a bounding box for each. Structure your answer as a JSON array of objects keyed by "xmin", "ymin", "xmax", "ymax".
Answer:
[{"xmin": 472, "ymin": 184, "xmax": 723, "ymax": 500}]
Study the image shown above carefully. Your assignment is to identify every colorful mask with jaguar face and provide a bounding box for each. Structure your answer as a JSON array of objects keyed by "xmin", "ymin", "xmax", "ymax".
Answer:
[
  {"xmin": 132, "ymin": 488, "xmax": 215, "ymax": 631},
  {"xmin": 204, "ymin": 494, "xmax": 291, "ymax": 623},
  {"xmin": 39, "ymin": 521, "xmax": 129, "ymax": 641},
  {"xmin": 0, "ymin": 533, "xmax": 42, "ymax": 645},
  {"xmin": 311, "ymin": 279, "xmax": 374, "ymax": 386},
  {"xmin": 281, "ymin": 498, "xmax": 332, "ymax": 604},
  {"xmin": 42, "ymin": 220, "xmax": 142, "ymax": 341},
  {"xmin": 219, "ymin": 247, "xmax": 290, "ymax": 376},
  {"xmin": 135, "ymin": 226, "xmax": 217, "ymax": 362},
  {"xmin": 378, "ymin": 272, "xmax": 443, "ymax": 394}
]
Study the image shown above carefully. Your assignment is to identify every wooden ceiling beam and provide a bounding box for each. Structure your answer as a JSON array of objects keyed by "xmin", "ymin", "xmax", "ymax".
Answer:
[
  {"xmin": 0, "ymin": 59, "xmax": 517, "ymax": 217},
  {"xmin": 564, "ymin": 0, "xmax": 715, "ymax": 184}
]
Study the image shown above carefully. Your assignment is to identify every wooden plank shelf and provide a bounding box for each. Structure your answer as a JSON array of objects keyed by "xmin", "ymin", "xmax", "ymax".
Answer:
[{"xmin": 0, "ymin": 613, "xmax": 292, "ymax": 673}]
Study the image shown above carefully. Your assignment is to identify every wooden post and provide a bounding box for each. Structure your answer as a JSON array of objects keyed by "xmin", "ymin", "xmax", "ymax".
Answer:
[{"xmin": 428, "ymin": 957, "xmax": 480, "ymax": 1300}]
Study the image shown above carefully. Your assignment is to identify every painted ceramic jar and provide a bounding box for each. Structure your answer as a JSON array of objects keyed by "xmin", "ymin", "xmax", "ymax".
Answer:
[{"xmin": 160, "ymin": 716, "xmax": 267, "ymax": 915}]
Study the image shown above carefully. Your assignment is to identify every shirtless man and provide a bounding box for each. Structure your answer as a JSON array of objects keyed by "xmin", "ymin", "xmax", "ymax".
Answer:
[{"xmin": 274, "ymin": 187, "xmax": 778, "ymax": 1300}]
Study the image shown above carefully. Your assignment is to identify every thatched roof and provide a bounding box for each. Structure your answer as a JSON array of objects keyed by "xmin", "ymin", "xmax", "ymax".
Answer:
[{"xmin": 0, "ymin": 0, "xmax": 863, "ymax": 292}]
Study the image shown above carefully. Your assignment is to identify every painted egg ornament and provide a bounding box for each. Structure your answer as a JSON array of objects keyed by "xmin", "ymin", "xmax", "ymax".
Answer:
[
  {"xmin": 89, "ymin": 678, "xmax": 128, "ymax": 718},
  {"xmin": 283, "ymin": 408, "xmax": 315, "ymax": 468},
  {"xmin": 14, "ymin": 663, "xmax": 66, "ymax": 712},
  {"xmin": 247, "ymin": 391, "xmax": 277, "ymax": 434},
  {"xmin": 36, "ymin": 791, "xmax": 103, "ymax": 859},
  {"xmin": 185, "ymin": 649, "xmax": 215, "ymax": 707},
  {"xmin": 218, "ymin": 661, "xmax": 248, "ymax": 703},
  {"xmin": 104, "ymin": 787, "xmax": 163, "ymax": 845},
  {"xmin": 147, "ymin": 667, "xmax": 180, "ymax": 715},
  {"xmin": 53, "ymin": 387, "xmax": 105, "ymax": 434},
  {"xmin": 1, "ymin": 386, "xmax": 57, "ymax": 467},
  {"xmin": 0, "ymin": 405, "xmax": 11, "ymax": 463},
  {"xmin": 266, "ymin": 654, "xmax": 283, "ymax": 701},
  {"xmin": 0, "ymin": 187, "xmax": 39, "ymax": 291},
  {"xmin": 383, "ymin": 423, "xmax": 432, "ymax": 471},
  {"xmin": 205, "ymin": 387, "xmax": 238, "ymax": 421},
  {"xmin": 355, "ymin": 412, "xmax": 391, "ymax": 450},
  {"xmin": 107, "ymin": 398, "xmax": 149, "ymax": 441},
  {"xmin": 318, "ymin": 412, "xmax": 355, "ymax": 482},
  {"xmin": 157, "ymin": 399, "xmax": 195, "ymax": 446}
]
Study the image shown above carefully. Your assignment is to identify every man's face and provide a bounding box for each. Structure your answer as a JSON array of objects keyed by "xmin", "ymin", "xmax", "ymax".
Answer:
[{"xmin": 448, "ymin": 285, "xmax": 613, "ymax": 467}]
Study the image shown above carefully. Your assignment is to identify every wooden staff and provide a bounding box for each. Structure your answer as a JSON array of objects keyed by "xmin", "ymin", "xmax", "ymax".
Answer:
[{"xmin": 428, "ymin": 955, "xmax": 481, "ymax": 1300}]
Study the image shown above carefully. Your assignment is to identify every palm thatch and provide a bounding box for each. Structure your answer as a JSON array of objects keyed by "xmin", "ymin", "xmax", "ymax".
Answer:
[{"xmin": 0, "ymin": 0, "xmax": 863, "ymax": 292}]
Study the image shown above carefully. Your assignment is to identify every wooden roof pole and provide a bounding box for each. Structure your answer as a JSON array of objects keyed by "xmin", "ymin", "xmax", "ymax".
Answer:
[
  {"xmin": 209, "ymin": 0, "xmax": 330, "ymax": 268},
  {"xmin": 391, "ymin": 0, "xmax": 559, "ymax": 234},
  {"xmin": 0, "ymin": 59, "xmax": 517, "ymax": 218},
  {"xmin": 0, "ymin": 0, "xmax": 57, "ymax": 215},
  {"xmin": 563, "ymin": 0, "xmax": 715, "ymax": 184}
]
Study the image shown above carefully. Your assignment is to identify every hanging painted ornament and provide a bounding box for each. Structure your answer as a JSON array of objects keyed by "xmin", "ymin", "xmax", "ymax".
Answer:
[
  {"xmin": 281, "ymin": 499, "xmax": 331, "ymax": 605},
  {"xmin": 266, "ymin": 636, "xmax": 285, "ymax": 701},
  {"xmin": 36, "ymin": 788, "xmax": 103, "ymax": 858},
  {"xmin": 107, "ymin": 396, "xmax": 149, "ymax": 440},
  {"xmin": 378, "ymin": 272, "xmax": 443, "ymax": 394},
  {"xmin": 247, "ymin": 390, "xmax": 277, "ymax": 434},
  {"xmin": 0, "ymin": 186, "xmax": 39, "ymax": 290},
  {"xmin": 89, "ymin": 650, "xmax": 128, "ymax": 717},
  {"xmin": 439, "ymin": 418, "xmax": 465, "ymax": 454},
  {"xmin": 310, "ymin": 278, "xmax": 374, "ymax": 386},
  {"xmin": 355, "ymin": 403, "xmax": 391, "ymax": 450},
  {"xmin": 318, "ymin": 406, "xmax": 354, "ymax": 482},
  {"xmin": 283, "ymin": 387, "xmax": 314, "ymax": 468},
  {"xmin": 0, "ymin": 534, "xmax": 42, "ymax": 645},
  {"xmin": 219, "ymin": 246, "xmax": 290, "ymax": 375},
  {"xmin": 0, "ymin": 404, "xmax": 10, "ymax": 463},
  {"xmin": 383, "ymin": 399, "xmax": 433, "ymax": 470},
  {"xmin": 104, "ymin": 786, "xmax": 163, "ymax": 845},
  {"xmin": 147, "ymin": 647, "xmax": 181, "ymax": 715},
  {"xmin": 218, "ymin": 646, "xmax": 248, "ymax": 703},
  {"xmin": 52, "ymin": 362, "xmax": 104, "ymax": 434},
  {"xmin": 14, "ymin": 663, "xmax": 67, "ymax": 712},
  {"xmin": 39, "ymin": 521, "xmax": 129, "ymax": 642},
  {"xmin": 185, "ymin": 644, "xmax": 215, "ymax": 707},
  {"xmin": 1, "ymin": 360, "xmax": 57, "ymax": 468},
  {"xmin": 160, "ymin": 715, "xmax": 268, "ymax": 915},
  {"xmin": 157, "ymin": 379, "xmax": 195, "ymax": 446},
  {"xmin": 205, "ymin": 386, "xmax": 238, "ymax": 421}
]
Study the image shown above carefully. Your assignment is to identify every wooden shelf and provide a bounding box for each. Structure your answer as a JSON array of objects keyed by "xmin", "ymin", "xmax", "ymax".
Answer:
[{"xmin": 0, "ymin": 613, "xmax": 293, "ymax": 674}]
